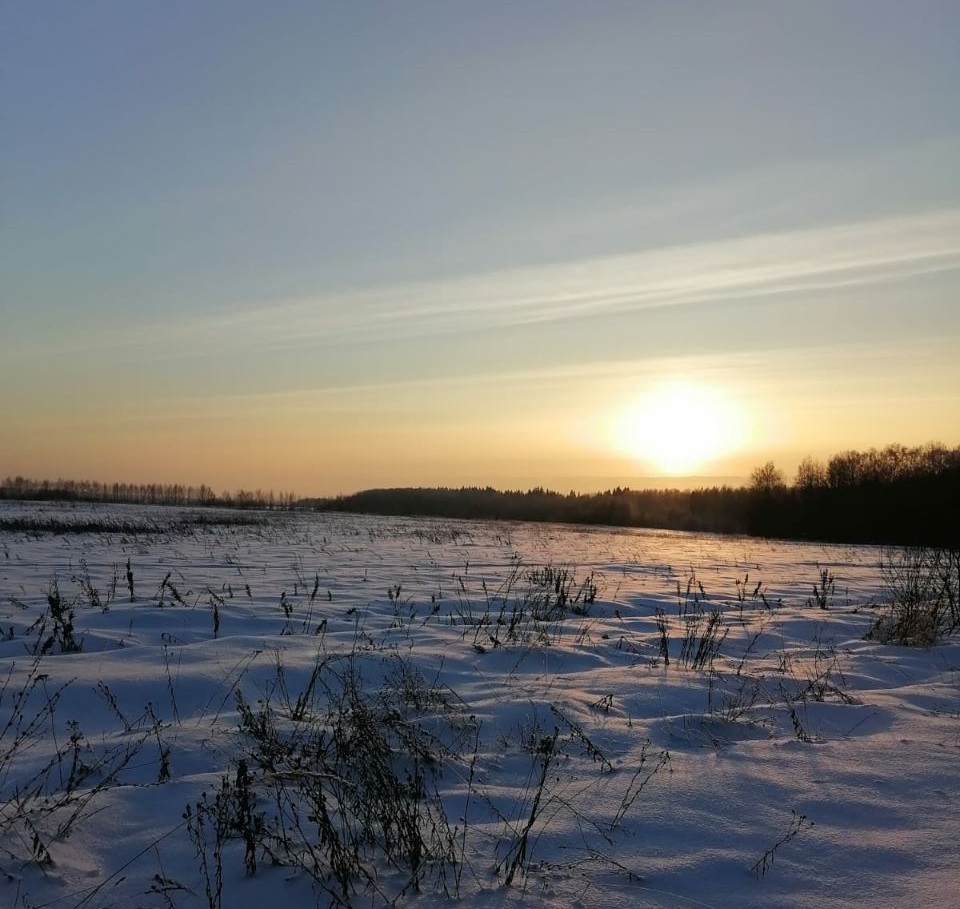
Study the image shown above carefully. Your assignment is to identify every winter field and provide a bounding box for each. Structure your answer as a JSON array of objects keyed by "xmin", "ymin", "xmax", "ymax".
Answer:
[{"xmin": 0, "ymin": 502, "xmax": 957, "ymax": 909}]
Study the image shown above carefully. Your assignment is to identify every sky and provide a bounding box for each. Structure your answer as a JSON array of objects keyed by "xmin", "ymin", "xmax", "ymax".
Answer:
[{"xmin": 2, "ymin": 1, "xmax": 959, "ymax": 496}]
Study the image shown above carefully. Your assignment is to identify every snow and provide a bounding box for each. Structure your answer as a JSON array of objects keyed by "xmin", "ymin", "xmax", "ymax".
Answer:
[{"xmin": 1, "ymin": 502, "xmax": 957, "ymax": 908}]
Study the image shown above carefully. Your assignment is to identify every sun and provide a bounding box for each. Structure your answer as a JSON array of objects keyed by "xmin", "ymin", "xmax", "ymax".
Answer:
[{"xmin": 610, "ymin": 381, "xmax": 749, "ymax": 475}]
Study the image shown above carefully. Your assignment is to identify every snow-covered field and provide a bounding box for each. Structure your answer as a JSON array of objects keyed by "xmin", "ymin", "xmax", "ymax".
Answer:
[{"xmin": 1, "ymin": 502, "xmax": 957, "ymax": 909}]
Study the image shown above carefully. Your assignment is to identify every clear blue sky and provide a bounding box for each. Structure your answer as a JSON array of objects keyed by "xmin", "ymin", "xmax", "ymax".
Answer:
[{"xmin": 2, "ymin": 1, "xmax": 959, "ymax": 493}]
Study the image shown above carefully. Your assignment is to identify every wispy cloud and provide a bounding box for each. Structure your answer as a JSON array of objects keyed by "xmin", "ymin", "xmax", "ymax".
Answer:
[
  {"xmin": 166, "ymin": 207, "xmax": 960, "ymax": 347},
  {"xmin": 4, "ymin": 208, "xmax": 958, "ymax": 361}
]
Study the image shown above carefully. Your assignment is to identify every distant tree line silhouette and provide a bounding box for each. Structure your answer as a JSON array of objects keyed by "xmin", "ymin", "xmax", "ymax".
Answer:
[
  {"xmin": 0, "ymin": 477, "xmax": 298, "ymax": 510},
  {"xmin": 2, "ymin": 442, "xmax": 957, "ymax": 546},
  {"xmin": 742, "ymin": 442, "xmax": 960, "ymax": 546},
  {"xmin": 310, "ymin": 442, "xmax": 960, "ymax": 548},
  {"xmin": 309, "ymin": 484, "xmax": 751, "ymax": 534}
]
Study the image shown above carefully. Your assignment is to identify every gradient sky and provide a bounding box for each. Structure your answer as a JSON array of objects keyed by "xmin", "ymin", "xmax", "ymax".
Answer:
[{"xmin": 2, "ymin": 1, "xmax": 959, "ymax": 495}]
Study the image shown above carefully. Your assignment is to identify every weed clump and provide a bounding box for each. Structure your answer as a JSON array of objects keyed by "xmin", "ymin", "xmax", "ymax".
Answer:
[
  {"xmin": 869, "ymin": 547, "xmax": 960, "ymax": 645},
  {"xmin": 27, "ymin": 581, "xmax": 83, "ymax": 655},
  {"xmin": 215, "ymin": 651, "xmax": 470, "ymax": 905},
  {"xmin": 453, "ymin": 562, "xmax": 599, "ymax": 650},
  {"xmin": 655, "ymin": 573, "xmax": 727, "ymax": 671}
]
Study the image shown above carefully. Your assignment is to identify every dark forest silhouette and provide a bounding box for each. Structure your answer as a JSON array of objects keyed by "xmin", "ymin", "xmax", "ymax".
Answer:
[
  {"xmin": 2, "ymin": 442, "xmax": 958, "ymax": 547},
  {"xmin": 309, "ymin": 442, "xmax": 960, "ymax": 548}
]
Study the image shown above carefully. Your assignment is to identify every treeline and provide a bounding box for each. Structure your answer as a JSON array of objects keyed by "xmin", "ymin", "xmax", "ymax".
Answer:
[
  {"xmin": 3, "ymin": 442, "xmax": 958, "ymax": 546},
  {"xmin": 746, "ymin": 442, "xmax": 960, "ymax": 546},
  {"xmin": 0, "ymin": 476, "xmax": 298, "ymax": 510},
  {"xmin": 310, "ymin": 485, "xmax": 752, "ymax": 534},
  {"xmin": 312, "ymin": 442, "xmax": 960, "ymax": 548}
]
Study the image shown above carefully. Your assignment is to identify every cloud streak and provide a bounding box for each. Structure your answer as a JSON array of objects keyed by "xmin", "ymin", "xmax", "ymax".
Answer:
[
  {"xmin": 3, "ymin": 208, "xmax": 958, "ymax": 362},
  {"xmin": 173, "ymin": 207, "xmax": 960, "ymax": 347}
]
